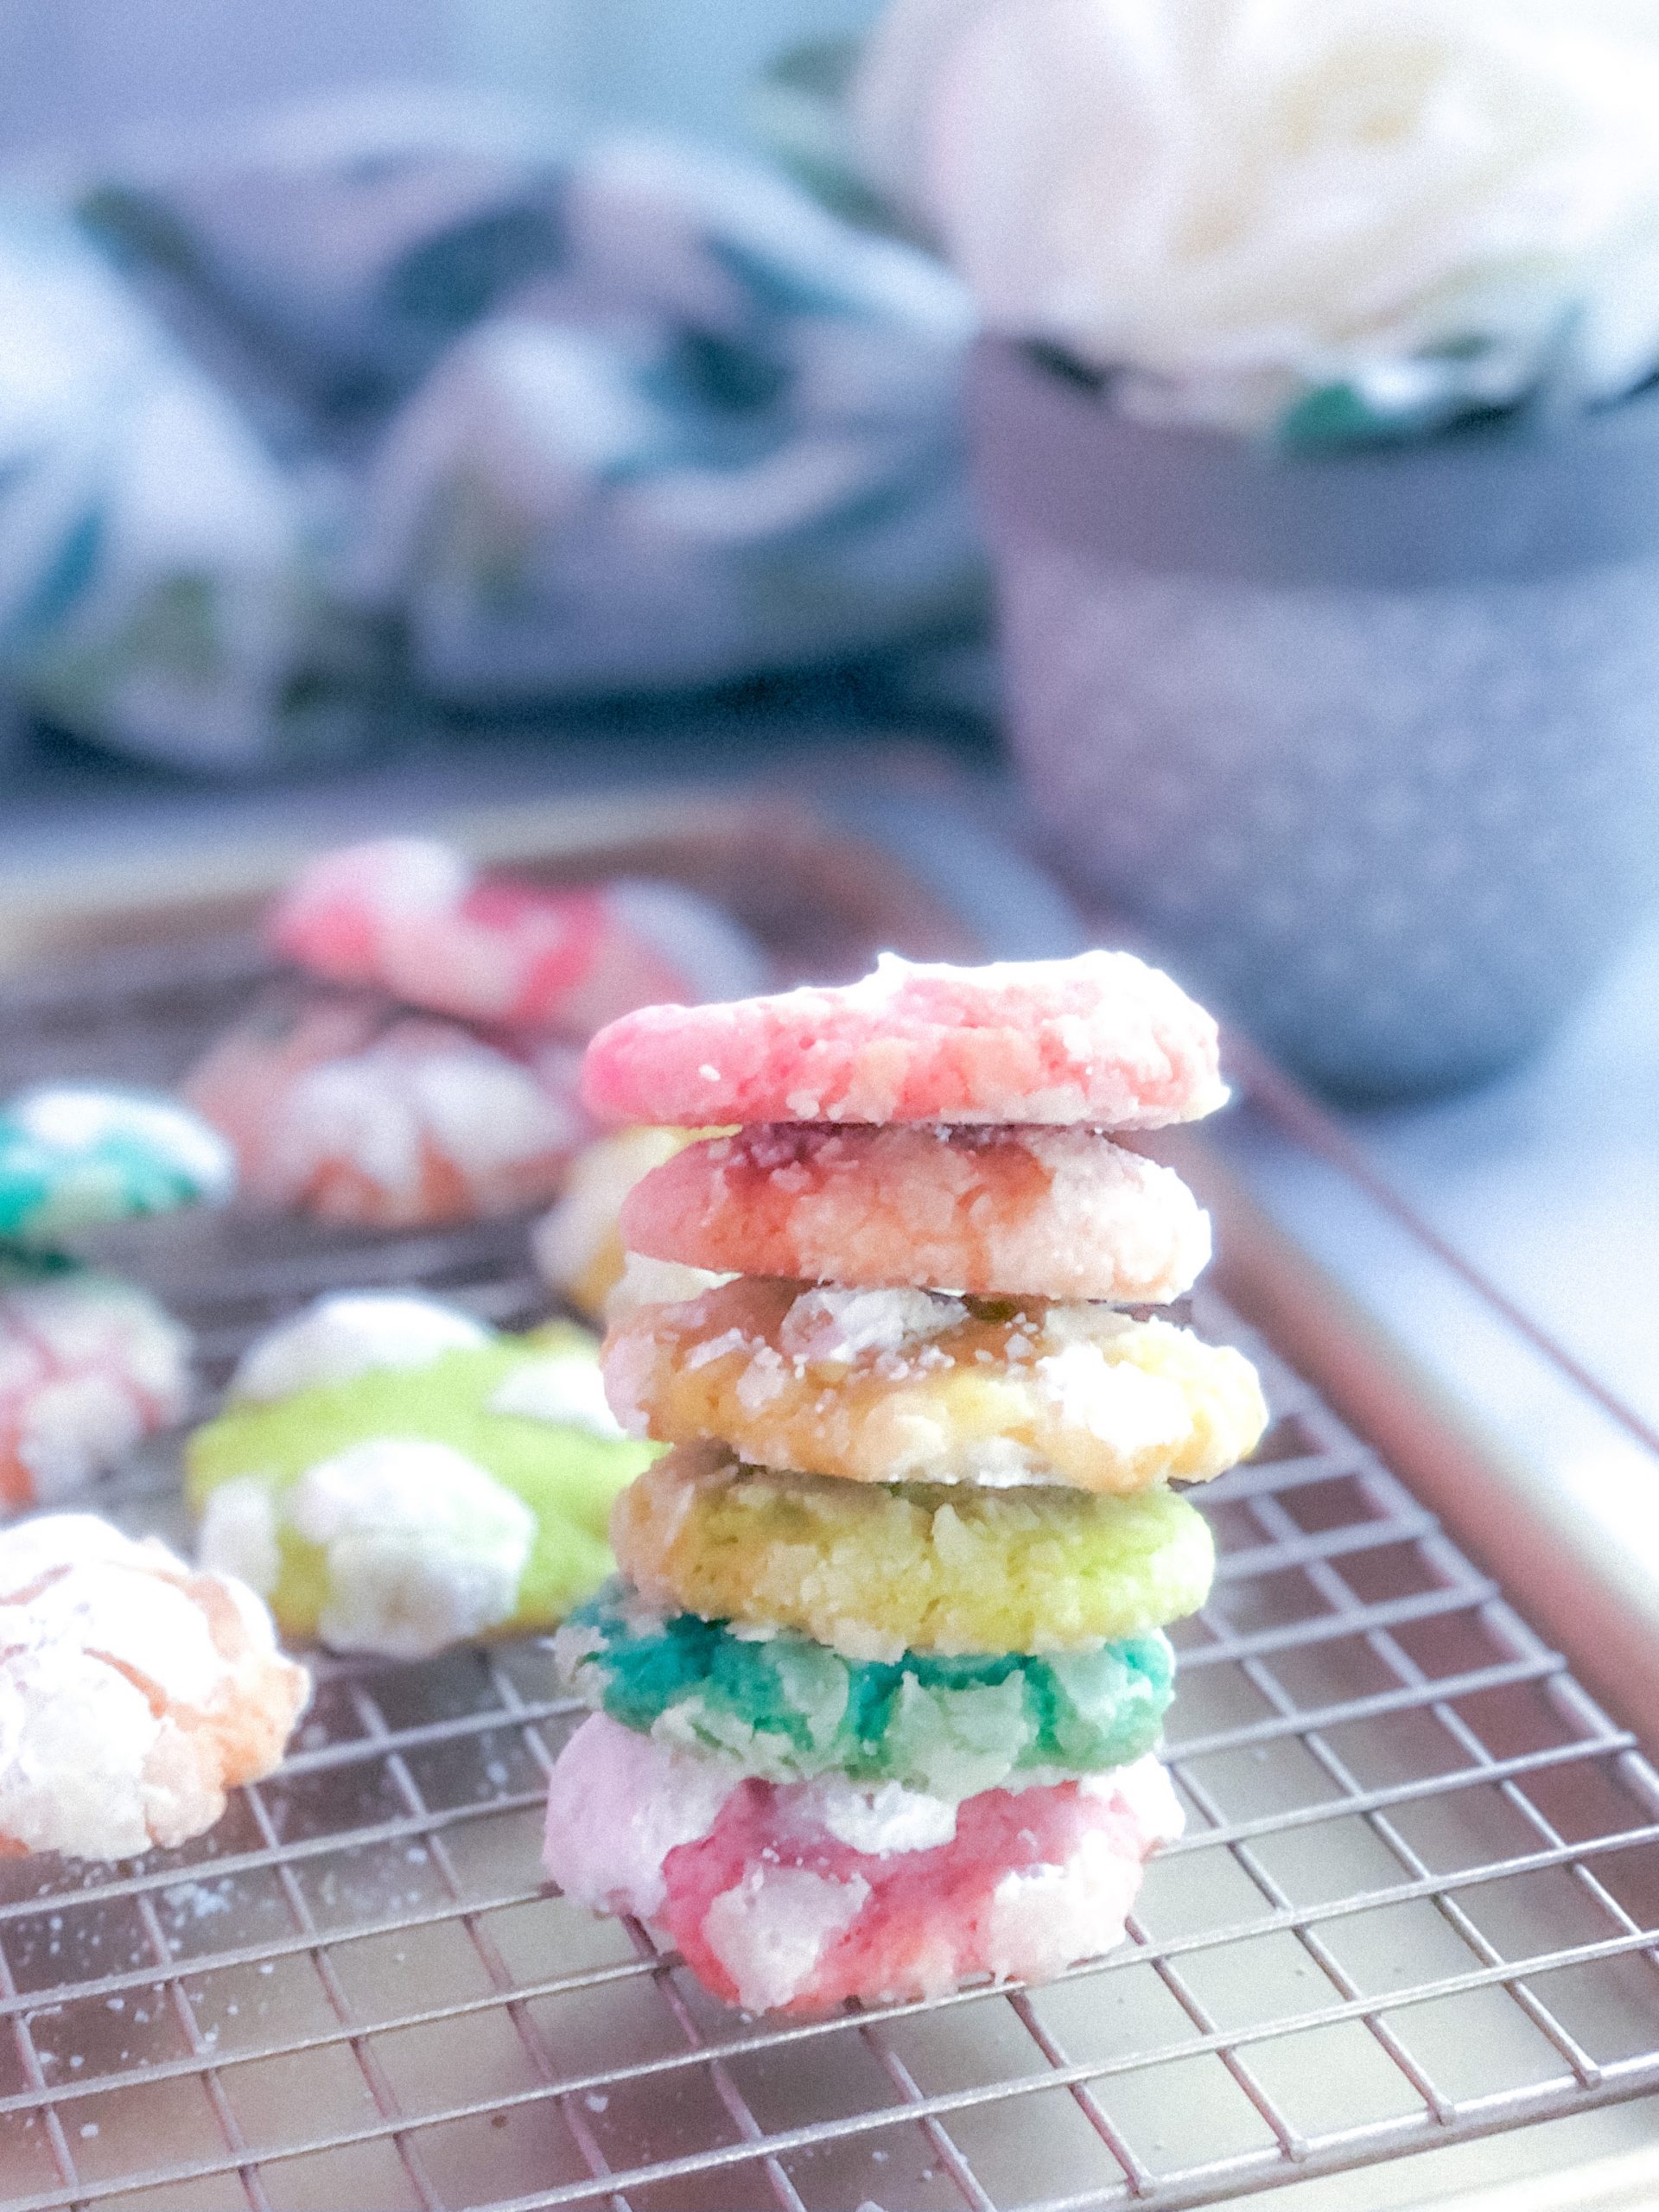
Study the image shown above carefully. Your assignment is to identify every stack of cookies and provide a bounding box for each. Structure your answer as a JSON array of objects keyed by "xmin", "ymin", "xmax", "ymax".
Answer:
[{"xmin": 543, "ymin": 952, "xmax": 1267, "ymax": 2016}]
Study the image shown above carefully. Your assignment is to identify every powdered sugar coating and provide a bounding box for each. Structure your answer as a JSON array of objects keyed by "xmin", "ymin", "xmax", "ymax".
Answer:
[
  {"xmin": 200, "ymin": 1436, "xmax": 541, "ymax": 1662},
  {"xmin": 0, "ymin": 1086, "xmax": 235, "ymax": 1245},
  {"xmin": 542, "ymin": 1713, "xmax": 1181, "ymax": 2012},
  {"xmin": 602, "ymin": 1253, "xmax": 731, "ymax": 1322},
  {"xmin": 0, "ymin": 1514, "xmax": 308, "ymax": 1860},
  {"xmin": 486, "ymin": 1353, "xmax": 623, "ymax": 1437},
  {"xmin": 188, "ymin": 1321, "xmax": 654, "ymax": 1653},
  {"xmin": 229, "ymin": 1294, "xmax": 493, "ymax": 1402},
  {"xmin": 270, "ymin": 837, "xmax": 768, "ymax": 1033},
  {"xmin": 186, "ymin": 987, "xmax": 587, "ymax": 1228},
  {"xmin": 531, "ymin": 1126, "xmax": 705, "ymax": 1319},
  {"xmin": 541, "ymin": 1708, "xmax": 743, "ymax": 1918},
  {"xmin": 604, "ymin": 1277, "xmax": 1266, "ymax": 1492},
  {"xmin": 0, "ymin": 1262, "xmax": 193, "ymax": 1513},
  {"xmin": 286, "ymin": 1440, "xmax": 537, "ymax": 1658},
  {"xmin": 623, "ymin": 1122, "xmax": 1211, "ymax": 1302},
  {"xmin": 582, "ymin": 950, "xmax": 1226, "ymax": 1129}
]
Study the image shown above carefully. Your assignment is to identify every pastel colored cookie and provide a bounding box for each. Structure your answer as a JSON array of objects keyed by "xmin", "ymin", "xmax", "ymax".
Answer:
[
  {"xmin": 226, "ymin": 1292, "xmax": 494, "ymax": 1402},
  {"xmin": 0, "ymin": 1085, "xmax": 234, "ymax": 1245},
  {"xmin": 0, "ymin": 1514, "xmax": 308, "ymax": 1859},
  {"xmin": 543, "ymin": 1713, "xmax": 1183, "ymax": 2013},
  {"xmin": 621, "ymin": 1122, "xmax": 1211, "ymax": 1301},
  {"xmin": 581, "ymin": 949, "xmax": 1226, "ymax": 1129},
  {"xmin": 611, "ymin": 1446, "xmax": 1216, "ymax": 1661},
  {"xmin": 189, "ymin": 1300, "xmax": 657, "ymax": 1656},
  {"xmin": 184, "ymin": 987, "xmax": 587, "ymax": 1227},
  {"xmin": 556, "ymin": 1577, "xmax": 1174, "ymax": 1798},
  {"xmin": 270, "ymin": 837, "xmax": 769, "ymax": 1033},
  {"xmin": 604, "ymin": 1278, "xmax": 1267, "ymax": 1492},
  {"xmin": 0, "ymin": 1256, "xmax": 194, "ymax": 1513},
  {"xmin": 532, "ymin": 1125, "xmax": 713, "ymax": 1320}
]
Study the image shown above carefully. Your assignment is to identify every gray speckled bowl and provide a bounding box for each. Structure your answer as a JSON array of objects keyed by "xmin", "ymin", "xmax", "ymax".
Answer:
[{"xmin": 970, "ymin": 338, "xmax": 1659, "ymax": 1099}]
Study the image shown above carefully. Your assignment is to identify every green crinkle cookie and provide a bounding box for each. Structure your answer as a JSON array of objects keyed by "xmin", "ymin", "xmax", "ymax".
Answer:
[
  {"xmin": 187, "ymin": 1324, "xmax": 658, "ymax": 1655},
  {"xmin": 555, "ymin": 1577, "xmax": 1175, "ymax": 1799},
  {"xmin": 613, "ymin": 1449, "xmax": 1217, "ymax": 1660}
]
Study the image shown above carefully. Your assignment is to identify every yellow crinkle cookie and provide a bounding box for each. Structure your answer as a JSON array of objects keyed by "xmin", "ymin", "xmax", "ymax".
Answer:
[
  {"xmin": 610, "ymin": 1444, "xmax": 1217, "ymax": 1661},
  {"xmin": 603, "ymin": 1277, "xmax": 1266, "ymax": 1493}
]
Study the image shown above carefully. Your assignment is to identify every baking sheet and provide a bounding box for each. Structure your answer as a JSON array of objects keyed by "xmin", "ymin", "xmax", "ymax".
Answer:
[{"xmin": 0, "ymin": 790, "xmax": 1656, "ymax": 2212}]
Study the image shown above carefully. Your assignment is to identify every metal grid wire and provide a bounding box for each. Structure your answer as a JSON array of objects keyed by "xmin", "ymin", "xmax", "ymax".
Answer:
[{"xmin": 3, "ymin": 919, "xmax": 1659, "ymax": 2212}]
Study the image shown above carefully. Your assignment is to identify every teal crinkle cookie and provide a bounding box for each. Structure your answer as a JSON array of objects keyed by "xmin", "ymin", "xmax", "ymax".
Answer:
[
  {"xmin": 0, "ymin": 1087, "xmax": 235, "ymax": 1244},
  {"xmin": 554, "ymin": 1579, "xmax": 1174, "ymax": 1801}
]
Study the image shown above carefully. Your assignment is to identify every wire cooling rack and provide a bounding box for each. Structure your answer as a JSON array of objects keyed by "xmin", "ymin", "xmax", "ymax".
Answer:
[{"xmin": 3, "ymin": 838, "xmax": 1659, "ymax": 2212}]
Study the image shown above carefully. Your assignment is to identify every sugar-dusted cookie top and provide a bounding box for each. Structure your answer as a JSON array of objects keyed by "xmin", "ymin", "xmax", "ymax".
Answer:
[
  {"xmin": 0, "ymin": 1085, "xmax": 234, "ymax": 1247},
  {"xmin": 184, "ymin": 986, "xmax": 588, "ymax": 1230},
  {"xmin": 0, "ymin": 1256, "xmax": 194, "ymax": 1515},
  {"xmin": 0, "ymin": 1514, "xmax": 308, "ymax": 1859},
  {"xmin": 189, "ymin": 1297, "xmax": 658, "ymax": 1657},
  {"xmin": 604, "ymin": 1277, "xmax": 1266, "ymax": 1494},
  {"xmin": 270, "ymin": 838, "xmax": 769, "ymax": 1033},
  {"xmin": 581, "ymin": 950, "xmax": 1226, "ymax": 1129}
]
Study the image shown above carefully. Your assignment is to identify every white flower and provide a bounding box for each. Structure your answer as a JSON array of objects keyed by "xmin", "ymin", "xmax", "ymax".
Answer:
[{"xmin": 855, "ymin": 0, "xmax": 1659, "ymax": 429}]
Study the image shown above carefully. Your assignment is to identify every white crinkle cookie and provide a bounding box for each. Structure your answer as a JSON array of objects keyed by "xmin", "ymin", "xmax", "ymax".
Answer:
[{"xmin": 0, "ymin": 1514, "xmax": 308, "ymax": 1860}]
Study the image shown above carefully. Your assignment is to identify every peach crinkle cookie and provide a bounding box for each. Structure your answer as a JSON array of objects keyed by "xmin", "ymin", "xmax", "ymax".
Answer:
[
  {"xmin": 620, "ymin": 1121, "xmax": 1211, "ymax": 1303},
  {"xmin": 0, "ymin": 1514, "xmax": 308, "ymax": 1859},
  {"xmin": 184, "ymin": 985, "xmax": 588, "ymax": 1229},
  {"xmin": 603, "ymin": 1276, "xmax": 1266, "ymax": 1493}
]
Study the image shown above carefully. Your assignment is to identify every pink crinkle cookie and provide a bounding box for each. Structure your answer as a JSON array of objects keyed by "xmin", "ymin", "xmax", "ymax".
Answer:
[
  {"xmin": 184, "ymin": 988, "xmax": 587, "ymax": 1228},
  {"xmin": 0, "ymin": 1515, "xmax": 308, "ymax": 1859},
  {"xmin": 543, "ymin": 1713, "xmax": 1182, "ymax": 2015},
  {"xmin": 621, "ymin": 1122, "xmax": 1211, "ymax": 1302},
  {"xmin": 0, "ymin": 1263, "xmax": 192, "ymax": 1516},
  {"xmin": 270, "ymin": 838, "xmax": 769, "ymax": 1034},
  {"xmin": 581, "ymin": 950, "xmax": 1226, "ymax": 1130}
]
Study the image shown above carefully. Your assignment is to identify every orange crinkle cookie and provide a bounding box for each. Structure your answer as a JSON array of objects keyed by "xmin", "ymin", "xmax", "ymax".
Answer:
[
  {"xmin": 621, "ymin": 1122, "xmax": 1211, "ymax": 1303},
  {"xmin": 581, "ymin": 950, "xmax": 1227, "ymax": 1130},
  {"xmin": 603, "ymin": 1278, "xmax": 1267, "ymax": 1493},
  {"xmin": 184, "ymin": 987, "xmax": 587, "ymax": 1228},
  {"xmin": 0, "ymin": 1515, "xmax": 308, "ymax": 1859}
]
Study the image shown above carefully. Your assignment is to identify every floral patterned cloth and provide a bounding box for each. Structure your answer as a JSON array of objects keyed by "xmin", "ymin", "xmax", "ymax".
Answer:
[{"xmin": 0, "ymin": 92, "xmax": 980, "ymax": 770}]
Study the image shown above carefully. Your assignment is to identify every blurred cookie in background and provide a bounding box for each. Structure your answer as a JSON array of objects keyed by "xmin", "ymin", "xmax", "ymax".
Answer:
[{"xmin": 183, "ymin": 984, "xmax": 588, "ymax": 1228}]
